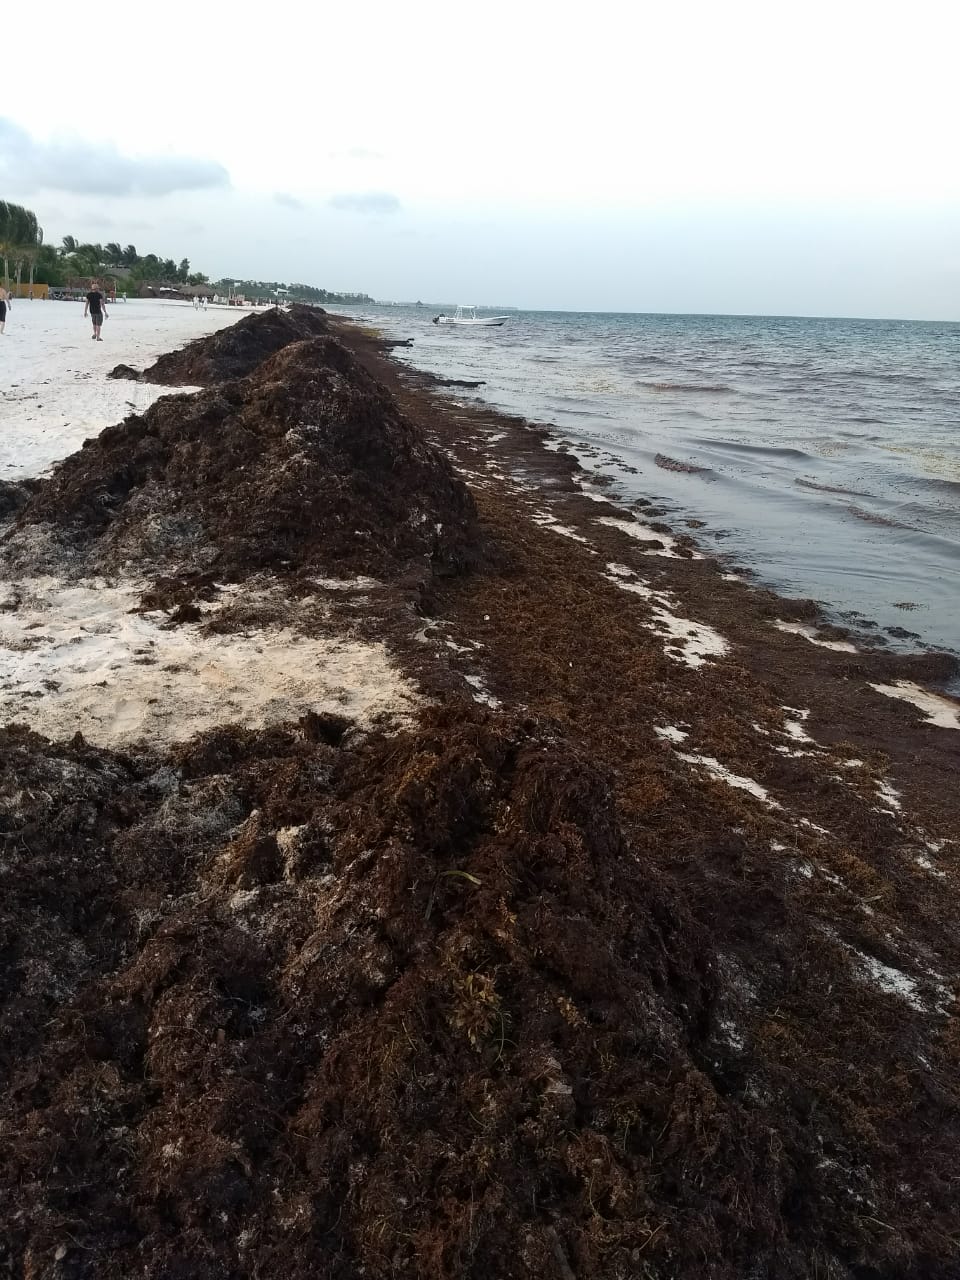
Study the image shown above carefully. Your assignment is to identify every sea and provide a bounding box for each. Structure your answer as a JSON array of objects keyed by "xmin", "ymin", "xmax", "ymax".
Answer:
[{"xmin": 341, "ymin": 305, "xmax": 960, "ymax": 662}]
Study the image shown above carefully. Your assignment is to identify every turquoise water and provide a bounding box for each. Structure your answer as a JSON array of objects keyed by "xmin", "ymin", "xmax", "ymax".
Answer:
[{"xmin": 345, "ymin": 305, "xmax": 960, "ymax": 659}]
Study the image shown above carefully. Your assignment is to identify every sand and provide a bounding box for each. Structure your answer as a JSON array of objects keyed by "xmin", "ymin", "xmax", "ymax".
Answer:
[
  {"xmin": 773, "ymin": 618, "xmax": 859, "ymax": 652},
  {"xmin": 0, "ymin": 303, "xmax": 433, "ymax": 751},
  {"xmin": 869, "ymin": 678, "xmax": 960, "ymax": 729},
  {"xmin": 603, "ymin": 561, "xmax": 729, "ymax": 667},
  {"xmin": 1, "ymin": 299, "xmax": 252, "ymax": 479},
  {"xmin": 0, "ymin": 575, "xmax": 420, "ymax": 748}
]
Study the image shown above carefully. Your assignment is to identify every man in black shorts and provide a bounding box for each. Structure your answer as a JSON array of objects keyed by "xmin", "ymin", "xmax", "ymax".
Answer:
[{"xmin": 84, "ymin": 282, "xmax": 108, "ymax": 340}]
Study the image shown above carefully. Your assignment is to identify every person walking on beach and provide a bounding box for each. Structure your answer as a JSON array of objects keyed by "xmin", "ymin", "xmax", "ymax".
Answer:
[
  {"xmin": 84, "ymin": 282, "xmax": 108, "ymax": 341},
  {"xmin": 0, "ymin": 285, "xmax": 10, "ymax": 334}
]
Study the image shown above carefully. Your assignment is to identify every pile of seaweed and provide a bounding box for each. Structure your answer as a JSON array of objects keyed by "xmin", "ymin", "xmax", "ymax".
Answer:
[
  {"xmin": 0, "ymin": 478, "xmax": 36, "ymax": 519},
  {"xmin": 1, "ymin": 704, "xmax": 958, "ymax": 1279},
  {"xmin": 109, "ymin": 304, "xmax": 332, "ymax": 386},
  {"xmin": 8, "ymin": 335, "xmax": 479, "ymax": 603}
]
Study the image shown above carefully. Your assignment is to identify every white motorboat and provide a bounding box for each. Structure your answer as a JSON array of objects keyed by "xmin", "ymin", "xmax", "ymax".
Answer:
[{"xmin": 433, "ymin": 306, "xmax": 509, "ymax": 327}]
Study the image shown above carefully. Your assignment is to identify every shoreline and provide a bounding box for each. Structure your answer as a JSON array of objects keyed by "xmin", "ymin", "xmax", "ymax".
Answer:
[
  {"xmin": 1, "ymin": 307, "xmax": 959, "ymax": 1277},
  {"xmin": 336, "ymin": 311, "xmax": 960, "ymax": 698},
  {"xmin": 348, "ymin": 304, "xmax": 960, "ymax": 666},
  {"xmin": 330, "ymin": 313, "xmax": 960, "ymax": 853}
]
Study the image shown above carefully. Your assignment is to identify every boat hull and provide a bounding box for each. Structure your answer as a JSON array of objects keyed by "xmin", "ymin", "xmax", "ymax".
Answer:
[
  {"xmin": 434, "ymin": 316, "xmax": 508, "ymax": 327},
  {"xmin": 433, "ymin": 307, "xmax": 510, "ymax": 327}
]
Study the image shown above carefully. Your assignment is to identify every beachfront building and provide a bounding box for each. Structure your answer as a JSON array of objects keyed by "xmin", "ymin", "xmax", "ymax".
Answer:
[
  {"xmin": 8, "ymin": 282, "xmax": 50, "ymax": 299},
  {"xmin": 127, "ymin": 281, "xmax": 210, "ymax": 303}
]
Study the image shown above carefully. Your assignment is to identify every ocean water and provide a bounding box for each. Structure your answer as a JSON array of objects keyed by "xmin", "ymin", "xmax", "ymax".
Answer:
[{"xmin": 345, "ymin": 305, "xmax": 960, "ymax": 659}]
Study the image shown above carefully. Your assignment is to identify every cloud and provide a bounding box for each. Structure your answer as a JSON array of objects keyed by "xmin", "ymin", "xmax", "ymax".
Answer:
[
  {"xmin": 0, "ymin": 118, "xmax": 229, "ymax": 197},
  {"xmin": 274, "ymin": 192, "xmax": 305, "ymax": 210},
  {"xmin": 329, "ymin": 191, "xmax": 401, "ymax": 215},
  {"xmin": 327, "ymin": 146, "xmax": 385, "ymax": 162}
]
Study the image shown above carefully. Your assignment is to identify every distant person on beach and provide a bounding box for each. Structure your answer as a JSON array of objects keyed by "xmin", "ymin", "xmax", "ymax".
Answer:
[
  {"xmin": 0, "ymin": 285, "xmax": 10, "ymax": 333},
  {"xmin": 84, "ymin": 283, "xmax": 108, "ymax": 341}
]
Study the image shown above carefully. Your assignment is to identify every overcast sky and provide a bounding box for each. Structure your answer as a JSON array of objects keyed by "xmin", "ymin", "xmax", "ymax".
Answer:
[{"xmin": 2, "ymin": 0, "xmax": 958, "ymax": 318}]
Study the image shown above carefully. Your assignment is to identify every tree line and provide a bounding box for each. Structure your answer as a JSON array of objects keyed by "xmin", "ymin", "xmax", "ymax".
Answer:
[
  {"xmin": 219, "ymin": 279, "xmax": 373, "ymax": 304},
  {"xmin": 0, "ymin": 201, "xmax": 43, "ymax": 292},
  {"xmin": 57, "ymin": 236, "xmax": 209, "ymax": 287},
  {"xmin": 0, "ymin": 202, "xmax": 208, "ymax": 290},
  {"xmin": 0, "ymin": 200, "xmax": 372, "ymax": 302}
]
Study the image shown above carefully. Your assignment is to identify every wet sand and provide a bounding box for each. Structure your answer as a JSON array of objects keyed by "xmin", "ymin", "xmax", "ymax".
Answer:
[{"xmin": 1, "ymin": 309, "xmax": 959, "ymax": 1278}]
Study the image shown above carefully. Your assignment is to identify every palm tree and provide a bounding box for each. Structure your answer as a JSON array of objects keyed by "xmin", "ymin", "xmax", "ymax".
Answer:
[
  {"xmin": 0, "ymin": 201, "xmax": 32, "ymax": 287},
  {"xmin": 13, "ymin": 208, "xmax": 39, "ymax": 292},
  {"xmin": 121, "ymin": 243, "xmax": 139, "ymax": 267},
  {"xmin": 67, "ymin": 244, "xmax": 105, "ymax": 278},
  {"xmin": 60, "ymin": 234, "xmax": 79, "ymax": 256},
  {"xmin": 0, "ymin": 200, "xmax": 13, "ymax": 285},
  {"xmin": 104, "ymin": 242, "xmax": 124, "ymax": 266},
  {"xmin": 26, "ymin": 225, "xmax": 45, "ymax": 292}
]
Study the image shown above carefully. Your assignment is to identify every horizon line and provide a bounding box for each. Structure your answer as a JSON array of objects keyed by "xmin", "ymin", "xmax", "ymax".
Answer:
[{"xmin": 365, "ymin": 301, "xmax": 959, "ymax": 325}]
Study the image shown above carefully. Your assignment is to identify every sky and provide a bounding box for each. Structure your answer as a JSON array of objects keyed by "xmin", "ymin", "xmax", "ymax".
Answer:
[{"xmin": 2, "ymin": 0, "xmax": 958, "ymax": 318}]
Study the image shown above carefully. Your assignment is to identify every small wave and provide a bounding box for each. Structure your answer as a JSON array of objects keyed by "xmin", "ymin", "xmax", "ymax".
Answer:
[
  {"xmin": 639, "ymin": 380, "xmax": 734, "ymax": 393},
  {"xmin": 846, "ymin": 505, "xmax": 910, "ymax": 530},
  {"xmin": 795, "ymin": 478, "xmax": 871, "ymax": 498},
  {"xmin": 841, "ymin": 369, "xmax": 927, "ymax": 385},
  {"xmin": 655, "ymin": 453, "xmax": 710, "ymax": 475},
  {"xmin": 706, "ymin": 440, "xmax": 812, "ymax": 460},
  {"xmin": 552, "ymin": 407, "xmax": 616, "ymax": 420}
]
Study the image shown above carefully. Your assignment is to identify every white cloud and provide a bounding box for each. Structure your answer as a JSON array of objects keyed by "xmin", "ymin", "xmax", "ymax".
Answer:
[
  {"xmin": 0, "ymin": 118, "xmax": 229, "ymax": 197},
  {"xmin": 328, "ymin": 147, "xmax": 385, "ymax": 162},
  {"xmin": 329, "ymin": 192, "xmax": 401, "ymax": 215}
]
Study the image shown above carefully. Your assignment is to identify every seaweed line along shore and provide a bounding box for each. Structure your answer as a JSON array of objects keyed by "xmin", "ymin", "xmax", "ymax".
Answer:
[{"xmin": 1, "ymin": 304, "xmax": 959, "ymax": 1279}]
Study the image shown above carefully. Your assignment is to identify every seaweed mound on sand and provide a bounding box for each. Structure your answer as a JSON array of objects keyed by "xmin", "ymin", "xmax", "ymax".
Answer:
[
  {"xmin": 0, "ymin": 478, "xmax": 35, "ymax": 520},
  {"xmin": 0, "ymin": 710, "xmax": 778, "ymax": 1277},
  {"xmin": 2, "ymin": 704, "xmax": 958, "ymax": 1278},
  {"xmin": 11, "ymin": 334, "xmax": 478, "ymax": 597},
  {"xmin": 109, "ymin": 303, "xmax": 332, "ymax": 386}
]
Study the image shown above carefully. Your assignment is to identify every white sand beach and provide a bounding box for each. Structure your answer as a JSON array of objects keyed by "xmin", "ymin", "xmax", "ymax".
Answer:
[
  {"xmin": 0, "ymin": 576, "xmax": 420, "ymax": 748},
  {"xmin": 1, "ymin": 299, "xmax": 246, "ymax": 479},
  {"xmin": 0, "ymin": 300, "xmax": 425, "ymax": 749}
]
